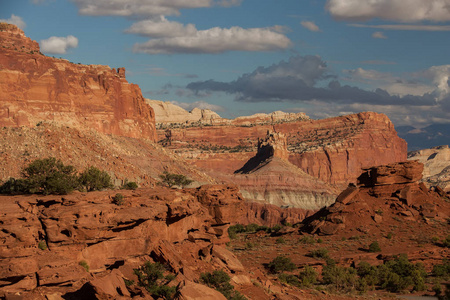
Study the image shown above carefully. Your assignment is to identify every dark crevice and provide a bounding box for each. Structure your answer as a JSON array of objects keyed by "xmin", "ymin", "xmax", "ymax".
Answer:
[
  {"xmin": 36, "ymin": 200, "xmax": 60, "ymax": 207},
  {"xmin": 107, "ymin": 260, "xmax": 125, "ymax": 270},
  {"xmin": 86, "ymin": 237, "xmax": 114, "ymax": 247},
  {"xmin": 111, "ymin": 219, "xmax": 146, "ymax": 233},
  {"xmin": 0, "ymin": 275, "xmax": 26, "ymax": 287}
]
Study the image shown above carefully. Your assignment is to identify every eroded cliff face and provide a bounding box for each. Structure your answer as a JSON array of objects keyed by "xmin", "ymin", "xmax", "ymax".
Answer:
[
  {"xmin": 160, "ymin": 111, "xmax": 407, "ymax": 188},
  {"xmin": 0, "ymin": 23, "xmax": 156, "ymax": 140}
]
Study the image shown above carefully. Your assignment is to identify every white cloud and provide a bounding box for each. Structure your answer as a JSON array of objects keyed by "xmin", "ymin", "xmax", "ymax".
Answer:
[
  {"xmin": 301, "ymin": 21, "xmax": 321, "ymax": 32},
  {"xmin": 0, "ymin": 14, "xmax": 26, "ymax": 29},
  {"xmin": 132, "ymin": 26, "xmax": 291, "ymax": 54},
  {"xmin": 71, "ymin": 0, "xmax": 239, "ymax": 17},
  {"xmin": 125, "ymin": 17, "xmax": 197, "ymax": 37},
  {"xmin": 350, "ymin": 24, "xmax": 450, "ymax": 31},
  {"xmin": 372, "ymin": 31, "xmax": 387, "ymax": 39},
  {"xmin": 326, "ymin": 0, "xmax": 450, "ymax": 22},
  {"xmin": 40, "ymin": 35, "xmax": 79, "ymax": 54}
]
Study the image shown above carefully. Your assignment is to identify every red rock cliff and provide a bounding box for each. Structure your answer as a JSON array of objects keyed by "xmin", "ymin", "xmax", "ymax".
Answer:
[{"xmin": 0, "ymin": 23, "xmax": 156, "ymax": 140}]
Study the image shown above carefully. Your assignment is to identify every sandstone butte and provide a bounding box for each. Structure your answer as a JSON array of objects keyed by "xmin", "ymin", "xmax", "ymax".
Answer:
[{"xmin": 0, "ymin": 23, "xmax": 156, "ymax": 140}]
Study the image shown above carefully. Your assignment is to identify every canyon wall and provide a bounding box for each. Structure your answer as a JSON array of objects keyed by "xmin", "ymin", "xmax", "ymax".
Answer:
[
  {"xmin": 0, "ymin": 23, "xmax": 156, "ymax": 140},
  {"xmin": 160, "ymin": 111, "xmax": 407, "ymax": 187}
]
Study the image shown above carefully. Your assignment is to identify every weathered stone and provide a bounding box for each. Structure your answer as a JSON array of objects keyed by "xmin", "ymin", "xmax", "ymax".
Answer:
[
  {"xmin": 87, "ymin": 269, "xmax": 130, "ymax": 298},
  {"xmin": 211, "ymin": 246, "xmax": 244, "ymax": 273},
  {"xmin": 336, "ymin": 185, "xmax": 359, "ymax": 204},
  {"xmin": 174, "ymin": 280, "xmax": 227, "ymax": 300}
]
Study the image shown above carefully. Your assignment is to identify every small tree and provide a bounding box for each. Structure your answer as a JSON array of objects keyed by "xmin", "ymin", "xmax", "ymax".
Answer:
[
  {"xmin": 134, "ymin": 262, "xmax": 176, "ymax": 299},
  {"xmin": 159, "ymin": 172, "xmax": 193, "ymax": 188},
  {"xmin": 23, "ymin": 157, "xmax": 78, "ymax": 195},
  {"xmin": 79, "ymin": 166, "xmax": 113, "ymax": 192},
  {"xmin": 200, "ymin": 270, "xmax": 246, "ymax": 300}
]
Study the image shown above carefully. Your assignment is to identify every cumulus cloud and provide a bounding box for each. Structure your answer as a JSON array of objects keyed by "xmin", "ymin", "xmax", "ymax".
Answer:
[
  {"xmin": 350, "ymin": 24, "xmax": 450, "ymax": 31},
  {"xmin": 0, "ymin": 14, "xmax": 26, "ymax": 29},
  {"xmin": 40, "ymin": 35, "xmax": 79, "ymax": 54},
  {"xmin": 125, "ymin": 17, "xmax": 197, "ymax": 37},
  {"xmin": 301, "ymin": 21, "xmax": 321, "ymax": 32},
  {"xmin": 132, "ymin": 26, "xmax": 291, "ymax": 54},
  {"xmin": 326, "ymin": 0, "xmax": 450, "ymax": 22},
  {"xmin": 372, "ymin": 31, "xmax": 387, "ymax": 39},
  {"xmin": 71, "ymin": 0, "xmax": 239, "ymax": 17}
]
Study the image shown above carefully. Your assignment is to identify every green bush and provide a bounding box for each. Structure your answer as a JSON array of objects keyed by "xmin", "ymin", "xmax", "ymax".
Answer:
[
  {"xmin": 200, "ymin": 270, "xmax": 246, "ymax": 300},
  {"xmin": 134, "ymin": 262, "xmax": 176, "ymax": 299},
  {"xmin": 276, "ymin": 237, "xmax": 286, "ymax": 244},
  {"xmin": 228, "ymin": 224, "xmax": 246, "ymax": 239},
  {"xmin": 79, "ymin": 166, "xmax": 113, "ymax": 191},
  {"xmin": 79, "ymin": 260, "xmax": 89, "ymax": 272},
  {"xmin": 121, "ymin": 180, "xmax": 138, "ymax": 190},
  {"xmin": 112, "ymin": 193, "xmax": 124, "ymax": 206},
  {"xmin": 299, "ymin": 236, "xmax": 316, "ymax": 244},
  {"xmin": 268, "ymin": 256, "xmax": 296, "ymax": 274},
  {"xmin": 443, "ymin": 235, "xmax": 450, "ymax": 248},
  {"xmin": 38, "ymin": 240, "xmax": 47, "ymax": 250},
  {"xmin": 278, "ymin": 273, "xmax": 301, "ymax": 287},
  {"xmin": 432, "ymin": 260, "xmax": 450, "ymax": 279},
  {"xmin": 298, "ymin": 265, "xmax": 317, "ymax": 287},
  {"xmin": 1, "ymin": 158, "xmax": 80, "ymax": 195},
  {"xmin": 322, "ymin": 261, "xmax": 357, "ymax": 292},
  {"xmin": 159, "ymin": 172, "xmax": 193, "ymax": 188},
  {"xmin": 308, "ymin": 248, "xmax": 329, "ymax": 259},
  {"xmin": 368, "ymin": 241, "xmax": 381, "ymax": 252}
]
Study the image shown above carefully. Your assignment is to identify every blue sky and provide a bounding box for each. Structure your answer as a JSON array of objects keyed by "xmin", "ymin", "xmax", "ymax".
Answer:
[{"xmin": 1, "ymin": 0, "xmax": 450, "ymax": 128}]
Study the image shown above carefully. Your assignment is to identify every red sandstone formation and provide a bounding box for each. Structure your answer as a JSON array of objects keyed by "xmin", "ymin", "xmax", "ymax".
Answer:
[
  {"xmin": 0, "ymin": 185, "xmax": 309, "ymax": 299},
  {"xmin": 303, "ymin": 161, "xmax": 449, "ymax": 236},
  {"xmin": 0, "ymin": 23, "xmax": 156, "ymax": 140},
  {"xmin": 160, "ymin": 111, "xmax": 407, "ymax": 187}
]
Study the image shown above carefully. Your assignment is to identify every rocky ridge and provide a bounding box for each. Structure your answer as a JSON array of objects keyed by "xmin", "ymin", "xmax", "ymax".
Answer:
[{"xmin": 0, "ymin": 23, "xmax": 156, "ymax": 140}]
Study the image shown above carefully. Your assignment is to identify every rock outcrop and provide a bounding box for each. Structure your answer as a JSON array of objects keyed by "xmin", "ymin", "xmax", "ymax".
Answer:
[
  {"xmin": 0, "ymin": 23, "xmax": 156, "ymax": 140},
  {"xmin": 408, "ymin": 145, "xmax": 450, "ymax": 192},
  {"xmin": 303, "ymin": 161, "xmax": 449, "ymax": 236}
]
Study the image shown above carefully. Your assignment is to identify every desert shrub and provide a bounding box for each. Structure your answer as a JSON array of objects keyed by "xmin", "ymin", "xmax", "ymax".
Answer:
[
  {"xmin": 278, "ymin": 273, "xmax": 301, "ymax": 287},
  {"xmin": 356, "ymin": 261, "xmax": 379, "ymax": 287},
  {"xmin": 38, "ymin": 240, "xmax": 47, "ymax": 250},
  {"xmin": 270, "ymin": 224, "xmax": 283, "ymax": 233},
  {"xmin": 121, "ymin": 180, "xmax": 138, "ymax": 190},
  {"xmin": 159, "ymin": 172, "xmax": 193, "ymax": 188},
  {"xmin": 443, "ymin": 235, "xmax": 450, "ymax": 248},
  {"xmin": 134, "ymin": 262, "xmax": 176, "ymax": 299},
  {"xmin": 0, "ymin": 178, "xmax": 30, "ymax": 195},
  {"xmin": 377, "ymin": 254, "xmax": 427, "ymax": 293},
  {"xmin": 79, "ymin": 166, "xmax": 113, "ymax": 191},
  {"xmin": 21, "ymin": 158, "xmax": 79, "ymax": 195},
  {"xmin": 298, "ymin": 265, "xmax": 317, "ymax": 287},
  {"xmin": 200, "ymin": 270, "xmax": 246, "ymax": 300},
  {"xmin": 245, "ymin": 223, "xmax": 260, "ymax": 232},
  {"xmin": 368, "ymin": 241, "xmax": 381, "ymax": 252},
  {"xmin": 268, "ymin": 256, "xmax": 296, "ymax": 274},
  {"xmin": 308, "ymin": 248, "xmax": 329, "ymax": 259},
  {"xmin": 432, "ymin": 260, "xmax": 450, "ymax": 279},
  {"xmin": 112, "ymin": 193, "xmax": 124, "ymax": 205},
  {"xmin": 322, "ymin": 261, "xmax": 358, "ymax": 292},
  {"xmin": 276, "ymin": 237, "xmax": 286, "ymax": 244},
  {"xmin": 299, "ymin": 236, "xmax": 316, "ymax": 244},
  {"xmin": 79, "ymin": 260, "xmax": 89, "ymax": 272},
  {"xmin": 228, "ymin": 224, "xmax": 246, "ymax": 239}
]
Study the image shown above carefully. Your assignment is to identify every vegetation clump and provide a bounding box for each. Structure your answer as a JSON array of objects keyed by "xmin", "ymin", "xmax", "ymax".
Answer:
[
  {"xmin": 267, "ymin": 256, "xmax": 296, "ymax": 274},
  {"xmin": 134, "ymin": 262, "xmax": 176, "ymax": 299},
  {"xmin": 112, "ymin": 193, "xmax": 124, "ymax": 206},
  {"xmin": 0, "ymin": 158, "xmax": 114, "ymax": 195},
  {"xmin": 200, "ymin": 270, "xmax": 246, "ymax": 300},
  {"xmin": 159, "ymin": 172, "xmax": 193, "ymax": 188},
  {"xmin": 121, "ymin": 180, "xmax": 138, "ymax": 190},
  {"xmin": 368, "ymin": 241, "xmax": 382, "ymax": 253}
]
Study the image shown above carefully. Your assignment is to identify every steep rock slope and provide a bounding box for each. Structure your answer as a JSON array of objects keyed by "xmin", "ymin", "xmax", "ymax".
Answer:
[{"xmin": 0, "ymin": 23, "xmax": 156, "ymax": 140}]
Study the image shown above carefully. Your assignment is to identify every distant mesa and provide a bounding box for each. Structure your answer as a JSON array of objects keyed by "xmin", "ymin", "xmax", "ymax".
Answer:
[{"xmin": 146, "ymin": 99, "xmax": 310, "ymax": 127}]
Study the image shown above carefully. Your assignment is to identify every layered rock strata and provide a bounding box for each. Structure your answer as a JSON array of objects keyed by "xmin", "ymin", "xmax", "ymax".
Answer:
[
  {"xmin": 159, "ymin": 111, "xmax": 407, "ymax": 187},
  {"xmin": 0, "ymin": 23, "xmax": 156, "ymax": 140}
]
